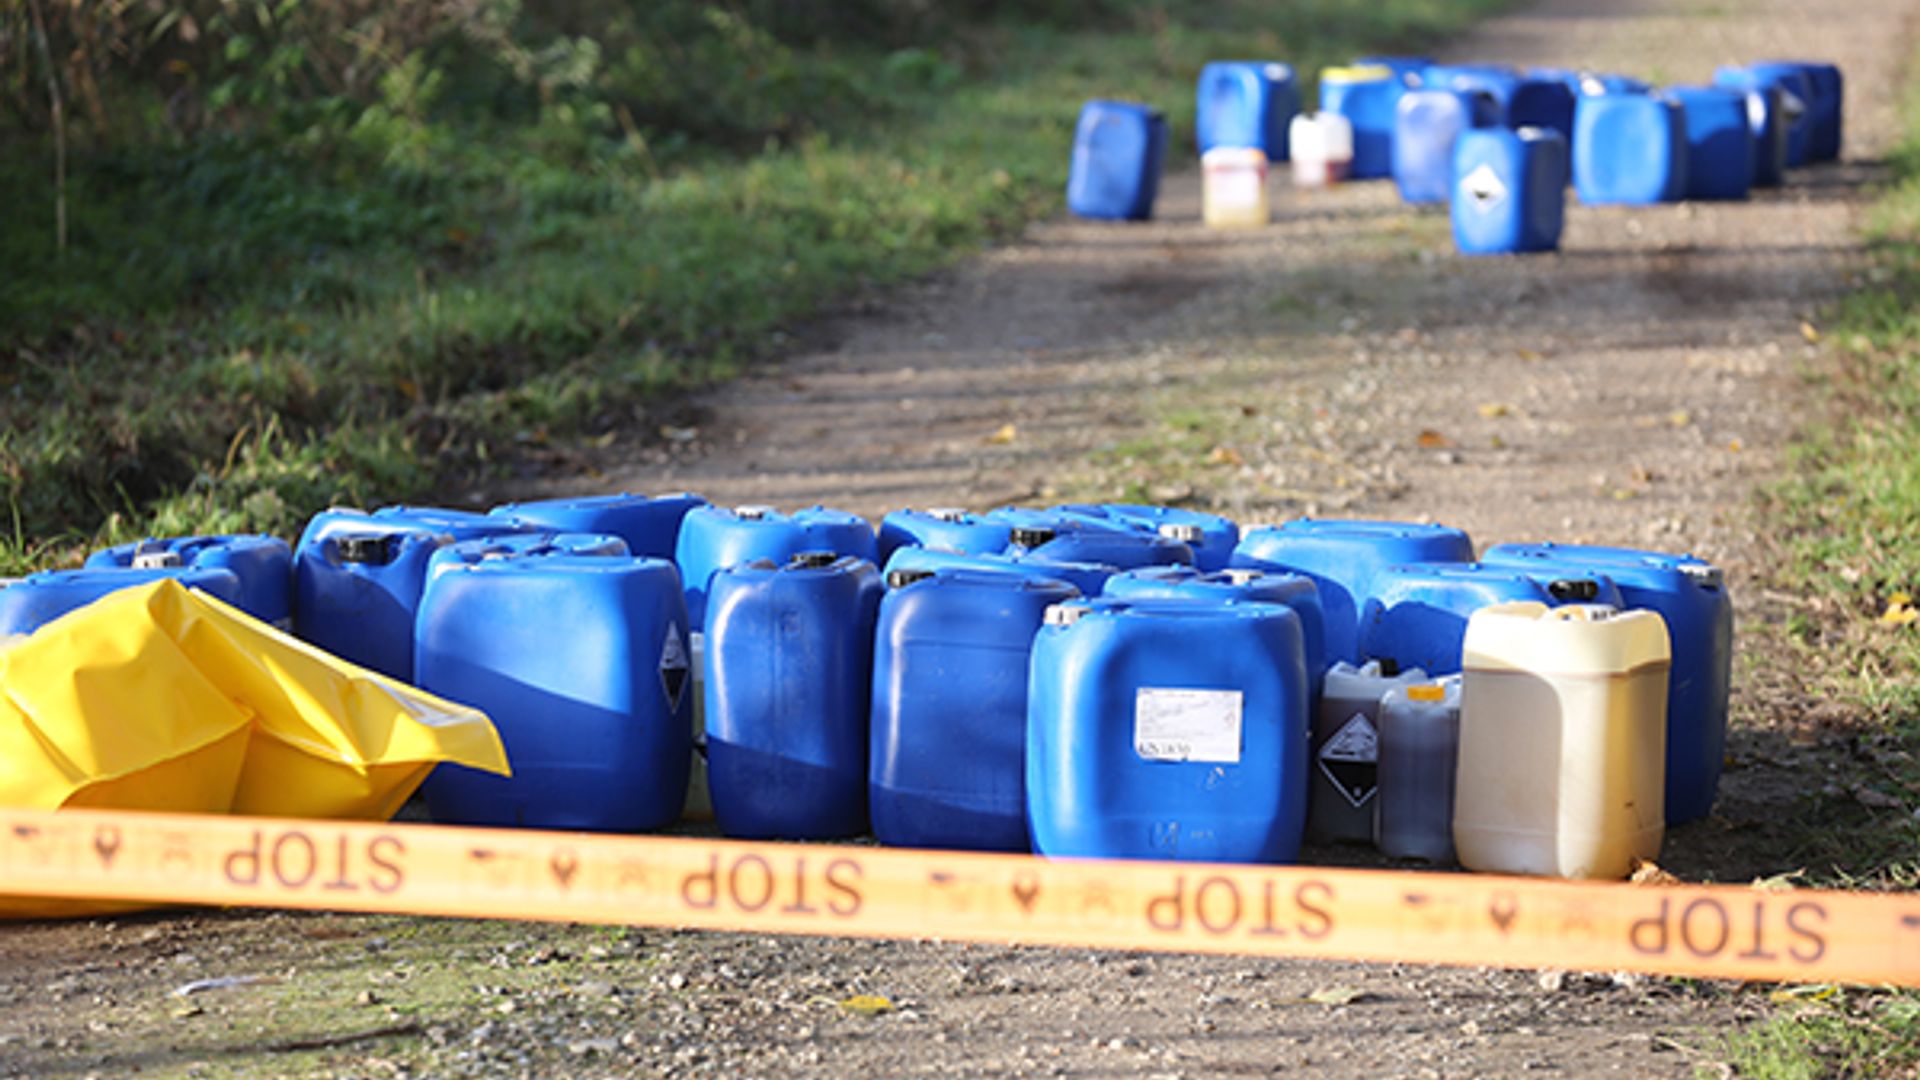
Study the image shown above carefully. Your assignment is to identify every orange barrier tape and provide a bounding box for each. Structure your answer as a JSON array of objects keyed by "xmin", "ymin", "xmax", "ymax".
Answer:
[{"xmin": 3, "ymin": 806, "xmax": 1917, "ymax": 987}]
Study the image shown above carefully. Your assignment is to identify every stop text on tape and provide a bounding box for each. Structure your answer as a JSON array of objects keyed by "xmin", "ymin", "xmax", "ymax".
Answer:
[{"xmin": 3, "ymin": 807, "xmax": 1916, "ymax": 987}]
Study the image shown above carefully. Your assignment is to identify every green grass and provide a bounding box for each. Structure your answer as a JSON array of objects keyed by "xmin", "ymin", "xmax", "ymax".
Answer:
[
  {"xmin": 0, "ymin": 1, "xmax": 1516, "ymax": 575},
  {"xmin": 1711, "ymin": 39, "xmax": 1920, "ymax": 1080}
]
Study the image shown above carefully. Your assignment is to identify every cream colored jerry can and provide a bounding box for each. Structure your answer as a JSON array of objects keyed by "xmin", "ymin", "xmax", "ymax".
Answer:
[
  {"xmin": 1201, "ymin": 146, "xmax": 1271, "ymax": 227},
  {"xmin": 1453, "ymin": 602, "xmax": 1671, "ymax": 879}
]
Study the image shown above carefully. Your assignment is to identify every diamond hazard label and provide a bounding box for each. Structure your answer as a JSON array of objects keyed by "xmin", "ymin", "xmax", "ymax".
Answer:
[
  {"xmin": 1318, "ymin": 712, "xmax": 1378, "ymax": 809},
  {"xmin": 1460, "ymin": 163, "xmax": 1507, "ymax": 213},
  {"xmin": 659, "ymin": 625, "xmax": 690, "ymax": 712}
]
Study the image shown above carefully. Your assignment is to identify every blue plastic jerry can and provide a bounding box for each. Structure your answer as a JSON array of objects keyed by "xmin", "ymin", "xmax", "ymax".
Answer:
[
  {"xmin": 1738, "ymin": 63, "xmax": 1818, "ymax": 166},
  {"xmin": 1231, "ymin": 519, "xmax": 1474, "ymax": 666},
  {"xmin": 1051, "ymin": 503, "xmax": 1240, "ymax": 572},
  {"xmin": 489, "ymin": 492, "xmax": 706, "ymax": 561},
  {"xmin": 1067, "ymin": 100, "xmax": 1168, "ymax": 221},
  {"xmin": 869, "ymin": 568, "xmax": 1077, "ymax": 851},
  {"xmin": 1103, "ymin": 565, "xmax": 1327, "ymax": 701},
  {"xmin": 293, "ymin": 506, "xmax": 538, "ymax": 680},
  {"xmin": 876, "ymin": 507, "xmax": 1014, "ymax": 564},
  {"xmin": 1358, "ymin": 562, "xmax": 1621, "ymax": 675},
  {"xmin": 986, "ymin": 506, "xmax": 1193, "ymax": 570},
  {"xmin": 1664, "ymin": 86, "xmax": 1755, "ymax": 201},
  {"xmin": 704, "ymin": 552, "xmax": 883, "ymax": 840},
  {"xmin": 0, "ymin": 566, "xmax": 246, "ymax": 637},
  {"xmin": 1709, "ymin": 71, "xmax": 1790, "ymax": 187},
  {"xmin": 1319, "ymin": 66, "xmax": 1401, "ymax": 179},
  {"xmin": 424, "ymin": 531, "xmax": 630, "ymax": 588},
  {"xmin": 1026, "ymin": 598, "xmax": 1310, "ymax": 863},
  {"xmin": 1574, "ymin": 91, "xmax": 1688, "ymax": 206},
  {"xmin": 1508, "ymin": 76, "xmax": 1578, "ymax": 144},
  {"xmin": 1479, "ymin": 542, "xmax": 1734, "ymax": 825},
  {"xmin": 1197, "ymin": 61, "xmax": 1300, "ymax": 161},
  {"xmin": 1769, "ymin": 61, "xmax": 1841, "ymax": 162},
  {"xmin": 416, "ymin": 554, "xmax": 691, "ymax": 831},
  {"xmin": 1394, "ymin": 87, "xmax": 1501, "ymax": 204},
  {"xmin": 1419, "ymin": 64, "xmax": 1521, "ymax": 121},
  {"xmin": 673, "ymin": 504, "xmax": 876, "ymax": 632},
  {"xmin": 882, "ymin": 545, "xmax": 1113, "ymax": 598},
  {"xmin": 1452, "ymin": 126, "xmax": 1568, "ymax": 255},
  {"xmin": 86, "ymin": 534, "xmax": 292, "ymax": 628}
]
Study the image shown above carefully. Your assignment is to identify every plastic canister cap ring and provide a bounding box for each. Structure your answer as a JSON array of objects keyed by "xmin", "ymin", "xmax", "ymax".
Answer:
[
  {"xmin": 886, "ymin": 568, "xmax": 935, "ymax": 589},
  {"xmin": 1680, "ymin": 562, "xmax": 1725, "ymax": 590},
  {"xmin": 1043, "ymin": 602, "xmax": 1091, "ymax": 627},
  {"xmin": 336, "ymin": 534, "xmax": 398, "ymax": 565},
  {"xmin": 1158, "ymin": 523, "xmax": 1205, "ymax": 543},
  {"xmin": 926, "ymin": 507, "xmax": 970, "ymax": 523},
  {"xmin": 734, "ymin": 505, "xmax": 774, "ymax": 521},
  {"xmin": 131, "ymin": 546, "xmax": 184, "ymax": 570},
  {"xmin": 1010, "ymin": 526, "xmax": 1058, "ymax": 549},
  {"xmin": 1221, "ymin": 568, "xmax": 1264, "ymax": 586},
  {"xmin": 789, "ymin": 550, "xmax": 839, "ymax": 569},
  {"xmin": 1547, "ymin": 578, "xmax": 1601, "ymax": 603}
]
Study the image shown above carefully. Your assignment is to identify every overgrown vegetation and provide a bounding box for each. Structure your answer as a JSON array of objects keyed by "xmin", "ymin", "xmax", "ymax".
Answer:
[
  {"xmin": 1715, "ymin": 43, "xmax": 1920, "ymax": 1080},
  {"xmin": 0, "ymin": 1, "xmax": 1512, "ymax": 573}
]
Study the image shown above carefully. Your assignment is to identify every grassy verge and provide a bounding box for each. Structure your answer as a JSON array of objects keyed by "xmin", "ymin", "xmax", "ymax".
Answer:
[
  {"xmin": 1713, "ymin": 50, "xmax": 1920, "ymax": 1080},
  {"xmin": 0, "ymin": 1, "xmax": 1514, "ymax": 575}
]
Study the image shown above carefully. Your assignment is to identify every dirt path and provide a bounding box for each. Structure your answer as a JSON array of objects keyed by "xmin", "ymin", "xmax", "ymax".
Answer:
[{"xmin": 4, "ymin": 1, "xmax": 1915, "ymax": 1077}]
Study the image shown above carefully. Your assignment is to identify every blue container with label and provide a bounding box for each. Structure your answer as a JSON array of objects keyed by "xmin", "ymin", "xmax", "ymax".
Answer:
[
  {"xmin": 0, "ymin": 566, "xmax": 246, "ymax": 636},
  {"xmin": 876, "ymin": 508, "xmax": 1013, "ymax": 564},
  {"xmin": 86, "ymin": 534, "xmax": 292, "ymax": 628},
  {"xmin": 870, "ymin": 568, "xmax": 1077, "ymax": 851},
  {"xmin": 1394, "ymin": 87, "xmax": 1500, "ymax": 204},
  {"xmin": 1053, "ymin": 504, "xmax": 1239, "ymax": 572},
  {"xmin": 987, "ymin": 506, "xmax": 1193, "ymax": 570},
  {"xmin": 1709, "ymin": 71, "xmax": 1790, "ymax": 187},
  {"xmin": 1479, "ymin": 542, "xmax": 1734, "ymax": 824},
  {"xmin": 1452, "ymin": 126, "xmax": 1568, "ymax": 255},
  {"xmin": 1665, "ymin": 86, "xmax": 1755, "ymax": 200},
  {"xmin": 416, "ymin": 554, "xmax": 690, "ymax": 831},
  {"xmin": 883, "ymin": 545, "xmax": 1110, "ymax": 598},
  {"xmin": 1420, "ymin": 64, "xmax": 1521, "ymax": 120},
  {"xmin": 1574, "ymin": 91, "xmax": 1688, "ymax": 205},
  {"xmin": 294, "ymin": 506, "xmax": 537, "ymax": 680},
  {"xmin": 1319, "ymin": 66, "xmax": 1401, "ymax": 179},
  {"xmin": 1359, "ymin": 562, "xmax": 1621, "ymax": 675},
  {"xmin": 1027, "ymin": 598, "xmax": 1310, "ymax": 862},
  {"xmin": 1197, "ymin": 61, "xmax": 1300, "ymax": 160},
  {"xmin": 705, "ymin": 553, "xmax": 883, "ymax": 840},
  {"xmin": 489, "ymin": 492, "xmax": 706, "ymax": 561},
  {"xmin": 1067, "ymin": 100, "xmax": 1167, "ymax": 221},
  {"xmin": 1232, "ymin": 518, "xmax": 1475, "ymax": 666},
  {"xmin": 674, "ymin": 505, "xmax": 877, "ymax": 632},
  {"xmin": 1104, "ymin": 565, "xmax": 1327, "ymax": 699}
]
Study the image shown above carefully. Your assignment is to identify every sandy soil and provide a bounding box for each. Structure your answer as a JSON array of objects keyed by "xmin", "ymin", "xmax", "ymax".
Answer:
[{"xmin": 3, "ymin": 0, "xmax": 1915, "ymax": 1076}]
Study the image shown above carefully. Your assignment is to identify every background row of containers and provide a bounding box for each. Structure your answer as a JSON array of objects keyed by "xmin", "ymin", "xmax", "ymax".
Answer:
[
  {"xmin": 1070, "ymin": 54, "xmax": 1844, "ymax": 236},
  {"xmin": 0, "ymin": 497, "xmax": 1731, "ymax": 878}
]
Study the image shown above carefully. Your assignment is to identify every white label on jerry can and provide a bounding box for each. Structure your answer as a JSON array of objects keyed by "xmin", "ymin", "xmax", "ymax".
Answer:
[
  {"xmin": 1461, "ymin": 162, "xmax": 1508, "ymax": 213},
  {"xmin": 1134, "ymin": 688, "xmax": 1244, "ymax": 763},
  {"xmin": 1319, "ymin": 711, "xmax": 1379, "ymax": 808},
  {"xmin": 659, "ymin": 624, "xmax": 690, "ymax": 712}
]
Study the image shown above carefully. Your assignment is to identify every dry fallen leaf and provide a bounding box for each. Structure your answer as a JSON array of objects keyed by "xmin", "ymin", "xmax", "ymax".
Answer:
[
  {"xmin": 1668, "ymin": 409, "xmax": 1692, "ymax": 428},
  {"xmin": 1305, "ymin": 986, "xmax": 1369, "ymax": 1006},
  {"xmin": 659, "ymin": 425, "xmax": 699, "ymax": 443},
  {"xmin": 838, "ymin": 994, "xmax": 894, "ymax": 1016},
  {"xmin": 1516, "ymin": 347, "xmax": 1545, "ymax": 362},
  {"xmin": 1477, "ymin": 402, "xmax": 1514, "ymax": 419},
  {"xmin": 1208, "ymin": 445, "xmax": 1245, "ymax": 467},
  {"xmin": 1416, "ymin": 429, "xmax": 1454, "ymax": 449},
  {"xmin": 1728, "ymin": 438, "xmax": 1744, "ymax": 453},
  {"xmin": 1800, "ymin": 320, "xmax": 1822, "ymax": 344},
  {"xmin": 984, "ymin": 423, "xmax": 1017, "ymax": 445},
  {"xmin": 1629, "ymin": 859, "xmax": 1682, "ymax": 886},
  {"xmin": 1880, "ymin": 593, "xmax": 1917, "ymax": 626},
  {"xmin": 1769, "ymin": 983, "xmax": 1840, "ymax": 1004}
]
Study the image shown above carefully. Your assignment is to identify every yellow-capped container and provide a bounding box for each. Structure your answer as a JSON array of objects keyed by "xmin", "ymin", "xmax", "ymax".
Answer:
[{"xmin": 1454, "ymin": 602, "xmax": 1671, "ymax": 879}]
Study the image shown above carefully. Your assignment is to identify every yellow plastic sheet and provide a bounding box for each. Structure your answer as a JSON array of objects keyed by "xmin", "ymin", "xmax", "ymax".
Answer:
[{"xmin": 0, "ymin": 579, "xmax": 508, "ymax": 918}]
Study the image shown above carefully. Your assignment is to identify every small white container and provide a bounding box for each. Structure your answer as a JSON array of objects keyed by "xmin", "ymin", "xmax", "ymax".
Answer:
[
  {"xmin": 1454, "ymin": 602, "xmax": 1671, "ymax": 880},
  {"xmin": 1202, "ymin": 146, "xmax": 1271, "ymax": 227},
  {"xmin": 1376, "ymin": 676, "xmax": 1462, "ymax": 863},
  {"xmin": 1289, "ymin": 111, "xmax": 1355, "ymax": 187}
]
